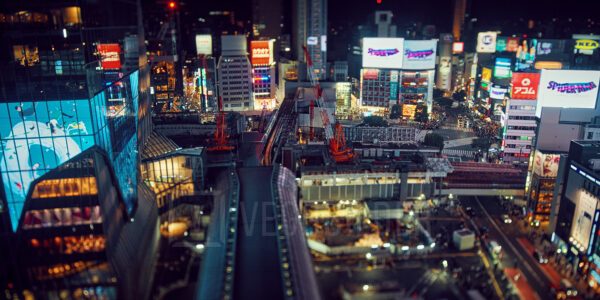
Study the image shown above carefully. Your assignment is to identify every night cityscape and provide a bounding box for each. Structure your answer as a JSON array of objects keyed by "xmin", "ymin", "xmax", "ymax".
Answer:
[{"xmin": 3, "ymin": 0, "xmax": 600, "ymax": 299}]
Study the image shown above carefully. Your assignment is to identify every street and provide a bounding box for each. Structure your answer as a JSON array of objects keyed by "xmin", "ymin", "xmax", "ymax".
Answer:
[{"xmin": 460, "ymin": 195, "xmax": 556, "ymax": 299}]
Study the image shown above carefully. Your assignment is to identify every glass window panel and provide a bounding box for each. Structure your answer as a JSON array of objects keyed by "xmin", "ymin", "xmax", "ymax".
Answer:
[
  {"xmin": 44, "ymin": 101, "xmax": 63, "ymax": 137},
  {"xmin": 2, "ymin": 139, "xmax": 20, "ymax": 171},
  {"xmin": 27, "ymin": 139, "xmax": 44, "ymax": 173},
  {"xmin": 40, "ymin": 138, "xmax": 59, "ymax": 169},
  {"xmin": 80, "ymin": 135, "xmax": 94, "ymax": 149}
]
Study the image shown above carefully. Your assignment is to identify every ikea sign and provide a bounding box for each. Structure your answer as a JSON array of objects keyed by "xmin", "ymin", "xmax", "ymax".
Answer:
[{"xmin": 575, "ymin": 39, "xmax": 599, "ymax": 50}]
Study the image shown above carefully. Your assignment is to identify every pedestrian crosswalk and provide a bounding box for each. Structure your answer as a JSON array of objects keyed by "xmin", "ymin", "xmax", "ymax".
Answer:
[
  {"xmin": 440, "ymin": 125, "xmax": 472, "ymax": 132},
  {"xmin": 442, "ymin": 148, "xmax": 477, "ymax": 158}
]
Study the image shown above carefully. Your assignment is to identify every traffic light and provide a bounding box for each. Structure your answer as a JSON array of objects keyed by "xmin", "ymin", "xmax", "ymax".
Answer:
[{"xmin": 168, "ymin": 1, "xmax": 176, "ymax": 9}]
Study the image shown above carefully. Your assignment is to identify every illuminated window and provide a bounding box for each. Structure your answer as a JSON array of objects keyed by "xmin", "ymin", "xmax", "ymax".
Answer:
[{"xmin": 32, "ymin": 177, "xmax": 98, "ymax": 199}]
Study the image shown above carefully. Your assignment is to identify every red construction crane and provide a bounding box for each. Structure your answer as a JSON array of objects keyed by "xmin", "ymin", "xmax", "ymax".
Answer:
[
  {"xmin": 329, "ymin": 122, "xmax": 355, "ymax": 163},
  {"xmin": 302, "ymin": 45, "xmax": 355, "ymax": 163},
  {"xmin": 207, "ymin": 96, "xmax": 234, "ymax": 152}
]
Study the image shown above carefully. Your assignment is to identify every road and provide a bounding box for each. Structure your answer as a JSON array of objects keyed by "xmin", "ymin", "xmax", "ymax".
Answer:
[
  {"xmin": 460, "ymin": 196, "xmax": 555, "ymax": 299},
  {"xmin": 233, "ymin": 167, "xmax": 284, "ymax": 299}
]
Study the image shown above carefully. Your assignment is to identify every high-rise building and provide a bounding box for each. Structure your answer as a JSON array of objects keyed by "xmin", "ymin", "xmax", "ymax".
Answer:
[
  {"xmin": 294, "ymin": 0, "xmax": 327, "ymax": 81},
  {"xmin": 218, "ymin": 35, "xmax": 254, "ymax": 111},
  {"xmin": 550, "ymin": 140, "xmax": 600, "ymax": 291},
  {"xmin": 375, "ymin": 11, "xmax": 396, "ymax": 38},
  {"xmin": 452, "ymin": 0, "xmax": 467, "ymax": 41},
  {"xmin": 360, "ymin": 39, "xmax": 437, "ymax": 118},
  {"xmin": 0, "ymin": 0, "xmax": 156, "ymax": 297},
  {"xmin": 332, "ymin": 61, "xmax": 348, "ymax": 82},
  {"xmin": 251, "ymin": 40, "xmax": 277, "ymax": 109},
  {"xmin": 252, "ymin": 0, "xmax": 282, "ymax": 39}
]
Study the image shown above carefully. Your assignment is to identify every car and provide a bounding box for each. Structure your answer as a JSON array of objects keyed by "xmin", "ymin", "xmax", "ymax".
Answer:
[
  {"xmin": 530, "ymin": 219, "xmax": 541, "ymax": 227},
  {"xmin": 533, "ymin": 250, "xmax": 548, "ymax": 264},
  {"xmin": 556, "ymin": 279, "xmax": 578, "ymax": 299},
  {"xmin": 501, "ymin": 214, "xmax": 512, "ymax": 224}
]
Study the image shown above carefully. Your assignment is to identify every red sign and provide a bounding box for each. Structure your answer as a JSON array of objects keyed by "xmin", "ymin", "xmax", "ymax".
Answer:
[
  {"xmin": 362, "ymin": 69, "xmax": 379, "ymax": 80},
  {"xmin": 511, "ymin": 73, "xmax": 540, "ymax": 100},
  {"xmin": 97, "ymin": 44, "xmax": 121, "ymax": 69},
  {"xmin": 251, "ymin": 41, "xmax": 272, "ymax": 66},
  {"xmin": 506, "ymin": 38, "xmax": 519, "ymax": 52}
]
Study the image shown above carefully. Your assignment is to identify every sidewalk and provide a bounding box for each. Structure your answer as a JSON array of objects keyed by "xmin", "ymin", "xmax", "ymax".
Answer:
[
  {"xmin": 505, "ymin": 267, "xmax": 540, "ymax": 300},
  {"xmin": 517, "ymin": 237, "xmax": 562, "ymax": 287},
  {"xmin": 515, "ymin": 221, "xmax": 597, "ymax": 298}
]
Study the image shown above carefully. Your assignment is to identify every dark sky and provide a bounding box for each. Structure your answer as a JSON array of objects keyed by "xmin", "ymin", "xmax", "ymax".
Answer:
[{"xmin": 178, "ymin": 0, "xmax": 600, "ymax": 33}]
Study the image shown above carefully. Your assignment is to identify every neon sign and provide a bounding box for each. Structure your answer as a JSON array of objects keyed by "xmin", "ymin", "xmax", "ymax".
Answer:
[
  {"xmin": 404, "ymin": 49, "xmax": 434, "ymax": 59},
  {"xmin": 547, "ymin": 81, "xmax": 597, "ymax": 94},
  {"xmin": 368, "ymin": 48, "xmax": 399, "ymax": 57}
]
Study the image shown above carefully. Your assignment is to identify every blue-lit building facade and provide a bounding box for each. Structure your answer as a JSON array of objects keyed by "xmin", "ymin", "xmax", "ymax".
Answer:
[
  {"xmin": 551, "ymin": 141, "xmax": 600, "ymax": 292},
  {"xmin": 0, "ymin": 71, "xmax": 139, "ymax": 232},
  {"xmin": 0, "ymin": 0, "xmax": 157, "ymax": 298}
]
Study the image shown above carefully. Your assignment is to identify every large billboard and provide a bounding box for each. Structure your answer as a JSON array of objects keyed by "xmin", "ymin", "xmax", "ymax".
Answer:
[
  {"xmin": 251, "ymin": 40, "xmax": 274, "ymax": 66},
  {"xmin": 476, "ymin": 32, "xmax": 497, "ymax": 53},
  {"xmin": 536, "ymin": 70, "xmax": 600, "ymax": 116},
  {"xmin": 506, "ymin": 37, "xmax": 520, "ymax": 52},
  {"xmin": 97, "ymin": 44, "xmax": 121, "ymax": 69},
  {"xmin": 511, "ymin": 73, "xmax": 541, "ymax": 100},
  {"xmin": 362, "ymin": 69, "xmax": 380, "ymax": 80},
  {"xmin": 494, "ymin": 57, "xmax": 512, "ymax": 79},
  {"xmin": 536, "ymin": 39, "xmax": 567, "ymax": 57},
  {"xmin": 402, "ymin": 104, "xmax": 417, "ymax": 118},
  {"xmin": 480, "ymin": 67, "xmax": 492, "ymax": 91},
  {"xmin": 574, "ymin": 39, "xmax": 599, "ymax": 55},
  {"xmin": 195, "ymin": 34, "xmax": 213, "ymax": 55},
  {"xmin": 496, "ymin": 37, "xmax": 507, "ymax": 52},
  {"xmin": 452, "ymin": 42, "xmax": 464, "ymax": 54},
  {"xmin": 490, "ymin": 86, "xmax": 508, "ymax": 100},
  {"xmin": 362, "ymin": 38, "xmax": 404, "ymax": 69},
  {"xmin": 481, "ymin": 67, "xmax": 492, "ymax": 82},
  {"xmin": 570, "ymin": 191, "xmax": 598, "ymax": 251},
  {"xmin": 533, "ymin": 151, "xmax": 560, "ymax": 178},
  {"xmin": 0, "ymin": 99, "xmax": 95, "ymax": 230},
  {"xmin": 402, "ymin": 40, "xmax": 437, "ymax": 70}
]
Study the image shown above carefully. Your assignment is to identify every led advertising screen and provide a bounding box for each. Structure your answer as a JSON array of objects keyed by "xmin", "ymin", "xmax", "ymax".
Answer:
[
  {"xmin": 480, "ymin": 67, "xmax": 492, "ymax": 91},
  {"xmin": 515, "ymin": 39, "xmax": 537, "ymax": 71},
  {"xmin": 511, "ymin": 73, "xmax": 541, "ymax": 100},
  {"xmin": 494, "ymin": 57, "xmax": 512, "ymax": 79},
  {"xmin": 402, "ymin": 104, "xmax": 417, "ymax": 118},
  {"xmin": 402, "ymin": 40, "xmax": 437, "ymax": 70},
  {"xmin": 362, "ymin": 38, "xmax": 404, "ymax": 69},
  {"xmin": 195, "ymin": 34, "xmax": 213, "ymax": 55},
  {"xmin": 570, "ymin": 191, "xmax": 598, "ymax": 251},
  {"xmin": 536, "ymin": 70, "xmax": 600, "ymax": 117},
  {"xmin": 506, "ymin": 37, "xmax": 520, "ymax": 52},
  {"xmin": 490, "ymin": 86, "xmax": 508, "ymax": 100},
  {"xmin": 362, "ymin": 69, "xmax": 380, "ymax": 80},
  {"xmin": 536, "ymin": 39, "xmax": 567, "ymax": 57},
  {"xmin": 452, "ymin": 42, "xmax": 464, "ymax": 54},
  {"xmin": 97, "ymin": 44, "xmax": 121, "ymax": 69},
  {"xmin": 496, "ymin": 37, "xmax": 507, "ymax": 52},
  {"xmin": 251, "ymin": 40, "xmax": 274, "ymax": 66},
  {"xmin": 533, "ymin": 151, "xmax": 560, "ymax": 178},
  {"xmin": 476, "ymin": 32, "xmax": 497, "ymax": 53},
  {"xmin": 0, "ymin": 99, "xmax": 95, "ymax": 230}
]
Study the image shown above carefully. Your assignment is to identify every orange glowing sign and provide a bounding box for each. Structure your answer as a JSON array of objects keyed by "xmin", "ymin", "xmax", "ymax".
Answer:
[{"xmin": 251, "ymin": 40, "xmax": 273, "ymax": 66}]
